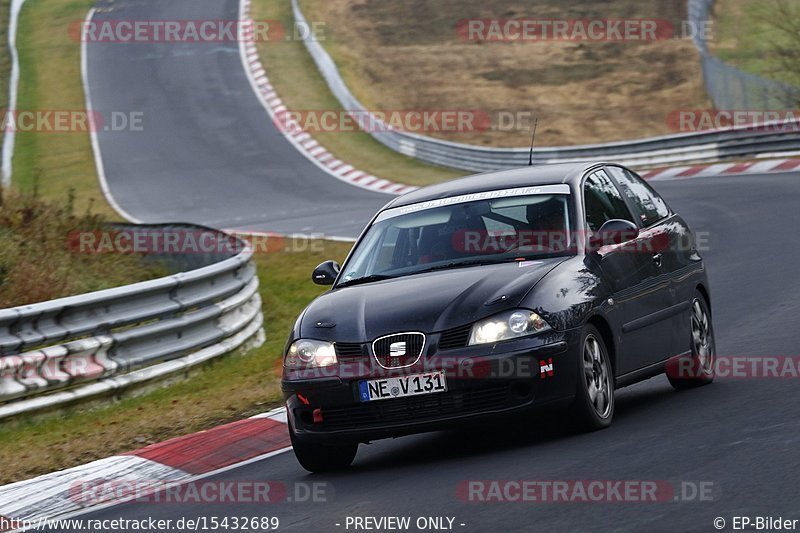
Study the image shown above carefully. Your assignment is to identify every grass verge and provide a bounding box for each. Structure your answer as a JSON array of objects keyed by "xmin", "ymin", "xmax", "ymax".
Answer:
[
  {"xmin": 11, "ymin": 0, "xmax": 115, "ymax": 217},
  {"xmin": 252, "ymin": 0, "xmax": 464, "ymax": 187}
]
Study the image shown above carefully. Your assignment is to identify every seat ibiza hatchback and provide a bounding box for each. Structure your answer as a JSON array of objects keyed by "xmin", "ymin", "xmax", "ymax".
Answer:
[{"xmin": 282, "ymin": 163, "xmax": 715, "ymax": 472}]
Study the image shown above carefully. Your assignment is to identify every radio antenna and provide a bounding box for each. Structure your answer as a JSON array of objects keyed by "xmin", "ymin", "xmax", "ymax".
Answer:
[{"xmin": 528, "ymin": 117, "xmax": 539, "ymax": 166}]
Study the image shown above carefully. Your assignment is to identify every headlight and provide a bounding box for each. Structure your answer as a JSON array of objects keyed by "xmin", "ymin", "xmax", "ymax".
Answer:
[
  {"xmin": 468, "ymin": 309, "xmax": 551, "ymax": 345},
  {"xmin": 284, "ymin": 339, "xmax": 337, "ymax": 369}
]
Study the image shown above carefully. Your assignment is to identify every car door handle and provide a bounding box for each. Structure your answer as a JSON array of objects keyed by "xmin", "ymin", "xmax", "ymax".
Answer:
[{"xmin": 652, "ymin": 253, "xmax": 663, "ymax": 267}]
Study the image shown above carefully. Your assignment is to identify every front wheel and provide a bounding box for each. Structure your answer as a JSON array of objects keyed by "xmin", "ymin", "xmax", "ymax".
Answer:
[
  {"xmin": 570, "ymin": 325, "xmax": 615, "ymax": 431},
  {"xmin": 667, "ymin": 293, "xmax": 715, "ymax": 389},
  {"xmin": 289, "ymin": 420, "xmax": 358, "ymax": 473}
]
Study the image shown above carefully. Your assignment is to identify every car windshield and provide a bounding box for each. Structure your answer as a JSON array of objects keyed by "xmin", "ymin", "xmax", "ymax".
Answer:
[{"xmin": 338, "ymin": 186, "xmax": 575, "ymax": 287}]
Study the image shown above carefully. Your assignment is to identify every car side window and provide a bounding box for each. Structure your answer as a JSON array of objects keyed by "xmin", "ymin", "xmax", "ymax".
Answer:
[
  {"xmin": 583, "ymin": 170, "xmax": 635, "ymax": 232},
  {"xmin": 606, "ymin": 166, "xmax": 670, "ymax": 227}
]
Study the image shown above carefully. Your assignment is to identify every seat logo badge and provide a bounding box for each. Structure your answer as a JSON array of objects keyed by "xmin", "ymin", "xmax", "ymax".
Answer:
[
  {"xmin": 389, "ymin": 342, "xmax": 407, "ymax": 357},
  {"xmin": 540, "ymin": 358, "xmax": 554, "ymax": 379}
]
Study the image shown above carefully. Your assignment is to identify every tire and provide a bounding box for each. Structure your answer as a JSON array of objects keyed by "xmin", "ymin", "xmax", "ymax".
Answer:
[
  {"xmin": 667, "ymin": 292, "xmax": 715, "ymax": 390},
  {"xmin": 288, "ymin": 419, "xmax": 358, "ymax": 473},
  {"xmin": 570, "ymin": 325, "xmax": 615, "ymax": 431}
]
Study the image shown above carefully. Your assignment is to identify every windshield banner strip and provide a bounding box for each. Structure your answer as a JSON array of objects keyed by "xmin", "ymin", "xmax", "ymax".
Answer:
[{"xmin": 377, "ymin": 184, "xmax": 571, "ymax": 222}]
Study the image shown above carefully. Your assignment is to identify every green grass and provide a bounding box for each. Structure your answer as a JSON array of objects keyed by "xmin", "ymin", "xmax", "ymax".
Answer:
[
  {"xmin": 712, "ymin": 0, "xmax": 800, "ymax": 87},
  {"xmin": 252, "ymin": 0, "xmax": 464, "ymax": 186},
  {"xmin": 12, "ymin": 0, "xmax": 115, "ymax": 217}
]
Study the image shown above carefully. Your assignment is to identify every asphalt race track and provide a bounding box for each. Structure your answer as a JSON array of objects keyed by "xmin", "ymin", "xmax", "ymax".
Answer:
[
  {"xmin": 87, "ymin": 0, "xmax": 389, "ymax": 237},
  {"xmin": 81, "ymin": 0, "xmax": 800, "ymax": 531},
  {"xmin": 59, "ymin": 173, "xmax": 799, "ymax": 532}
]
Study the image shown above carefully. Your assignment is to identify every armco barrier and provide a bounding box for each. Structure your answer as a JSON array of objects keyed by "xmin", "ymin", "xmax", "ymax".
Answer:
[
  {"xmin": 290, "ymin": 0, "xmax": 800, "ymax": 172},
  {"xmin": 0, "ymin": 224, "xmax": 264, "ymax": 419}
]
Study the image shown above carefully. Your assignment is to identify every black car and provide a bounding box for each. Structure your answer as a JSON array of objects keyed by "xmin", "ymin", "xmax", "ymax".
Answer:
[{"xmin": 282, "ymin": 162, "xmax": 715, "ymax": 472}]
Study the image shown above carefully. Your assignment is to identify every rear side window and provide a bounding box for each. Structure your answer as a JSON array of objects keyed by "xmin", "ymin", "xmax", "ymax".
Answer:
[
  {"xmin": 606, "ymin": 167, "xmax": 670, "ymax": 227},
  {"xmin": 583, "ymin": 170, "xmax": 635, "ymax": 232}
]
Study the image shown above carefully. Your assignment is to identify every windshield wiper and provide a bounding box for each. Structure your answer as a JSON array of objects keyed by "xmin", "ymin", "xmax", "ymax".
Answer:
[
  {"xmin": 338, "ymin": 259, "xmax": 519, "ymax": 287},
  {"xmin": 336, "ymin": 274, "xmax": 395, "ymax": 288},
  {"xmin": 413, "ymin": 258, "xmax": 510, "ymax": 275}
]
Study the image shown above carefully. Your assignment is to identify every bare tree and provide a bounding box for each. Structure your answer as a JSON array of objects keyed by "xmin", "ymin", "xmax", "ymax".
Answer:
[{"xmin": 762, "ymin": 0, "xmax": 800, "ymax": 89}]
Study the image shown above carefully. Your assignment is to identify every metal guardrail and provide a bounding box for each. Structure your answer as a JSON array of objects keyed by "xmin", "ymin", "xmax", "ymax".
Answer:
[
  {"xmin": 0, "ymin": 224, "xmax": 264, "ymax": 419},
  {"xmin": 291, "ymin": 0, "xmax": 800, "ymax": 172}
]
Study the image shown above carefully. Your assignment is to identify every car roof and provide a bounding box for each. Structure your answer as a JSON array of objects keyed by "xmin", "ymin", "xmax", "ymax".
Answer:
[{"xmin": 384, "ymin": 162, "xmax": 607, "ymax": 209}]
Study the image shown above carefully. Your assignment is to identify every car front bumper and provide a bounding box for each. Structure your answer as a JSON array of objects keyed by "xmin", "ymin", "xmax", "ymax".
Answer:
[{"xmin": 282, "ymin": 330, "xmax": 582, "ymax": 444}]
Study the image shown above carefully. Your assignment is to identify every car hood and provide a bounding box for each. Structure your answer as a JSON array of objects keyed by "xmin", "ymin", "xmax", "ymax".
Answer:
[{"xmin": 300, "ymin": 257, "xmax": 568, "ymax": 341}]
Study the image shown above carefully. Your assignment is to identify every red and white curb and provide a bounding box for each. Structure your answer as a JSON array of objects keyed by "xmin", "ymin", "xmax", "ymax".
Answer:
[
  {"xmin": 641, "ymin": 158, "xmax": 800, "ymax": 181},
  {"xmin": 237, "ymin": 0, "xmax": 417, "ymax": 197},
  {"xmin": 0, "ymin": 408, "xmax": 289, "ymax": 523}
]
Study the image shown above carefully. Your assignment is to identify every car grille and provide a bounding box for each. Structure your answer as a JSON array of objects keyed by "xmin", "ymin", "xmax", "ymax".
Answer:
[
  {"xmin": 334, "ymin": 343, "xmax": 364, "ymax": 359},
  {"xmin": 372, "ymin": 333, "xmax": 425, "ymax": 368},
  {"xmin": 438, "ymin": 324, "xmax": 472, "ymax": 350},
  {"xmin": 321, "ymin": 384, "xmax": 517, "ymax": 431}
]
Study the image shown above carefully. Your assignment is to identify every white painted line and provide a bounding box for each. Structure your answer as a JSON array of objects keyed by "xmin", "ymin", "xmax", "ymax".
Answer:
[
  {"xmin": 1, "ymin": 0, "xmax": 28, "ymax": 186},
  {"xmin": 81, "ymin": 8, "xmax": 142, "ymax": 223},
  {"xmin": 225, "ymin": 229, "xmax": 357, "ymax": 243}
]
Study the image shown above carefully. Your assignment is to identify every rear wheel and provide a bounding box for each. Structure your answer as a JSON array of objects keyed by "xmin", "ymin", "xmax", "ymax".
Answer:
[
  {"xmin": 667, "ymin": 292, "xmax": 715, "ymax": 389},
  {"xmin": 570, "ymin": 325, "xmax": 615, "ymax": 431},
  {"xmin": 288, "ymin": 420, "xmax": 358, "ymax": 473}
]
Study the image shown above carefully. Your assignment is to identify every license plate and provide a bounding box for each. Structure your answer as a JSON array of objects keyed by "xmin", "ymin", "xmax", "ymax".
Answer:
[{"xmin": 358, "ymin": 371, "xmax": 448, "ymax": 402}]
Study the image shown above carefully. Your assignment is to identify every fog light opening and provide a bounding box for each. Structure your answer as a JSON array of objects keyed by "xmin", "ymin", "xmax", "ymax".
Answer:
[{"xmin": 512, "ymin": 382, "xmax": 532, "ymax": 399}]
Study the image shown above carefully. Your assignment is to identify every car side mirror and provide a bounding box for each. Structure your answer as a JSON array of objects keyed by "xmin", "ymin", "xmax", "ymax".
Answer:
[
  {"xmin": 312, "ymin": 260, "xmax": 340, "ymax": 285},
  {"xmin": 589, "ymin": 219, "xmax": 639, "ymax": 249}
]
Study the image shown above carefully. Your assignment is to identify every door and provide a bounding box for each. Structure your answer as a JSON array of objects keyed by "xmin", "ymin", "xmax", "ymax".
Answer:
[
  {"xmin": 606, "ymin": 166, "xmax": 696, "ymax": 360},
  {"xmin": 583, "ymin": 169, "xmax": 673, "ymax": 374}
]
